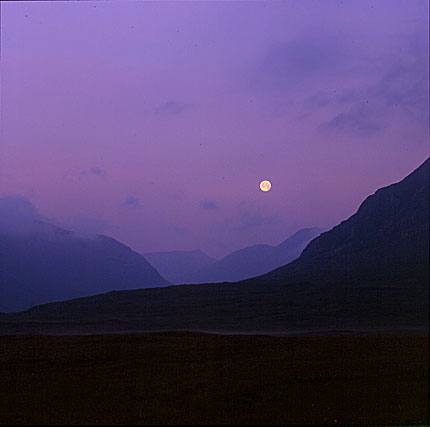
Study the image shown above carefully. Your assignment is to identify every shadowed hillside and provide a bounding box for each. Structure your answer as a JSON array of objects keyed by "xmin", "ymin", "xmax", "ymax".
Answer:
[
  {"xmin": 0, "ymin": 219, "xmax": 169, "ymax": 313},
  {"xmin": 255, "ymin": 158, "xmax": 429, "ymax": 287}
]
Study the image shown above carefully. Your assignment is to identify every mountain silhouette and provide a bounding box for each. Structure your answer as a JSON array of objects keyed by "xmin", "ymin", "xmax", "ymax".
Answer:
[
  {"xmin": 179, "ymin": 228, "xmax": 323, "ymax": 284},
  {"xmin": 256, "ymin": 158, "xmax": 429, "ymax": 287},
  {"xmin": 143, "ymin": 250, "xmax": 216, "ymax": 283},
  {"xmin": 1, "ymin": 159, "xmax": 428, "ymax": 333},
  {"xmin": 0, "ymin": 220, "xmax": 169, "ymax": 312}
]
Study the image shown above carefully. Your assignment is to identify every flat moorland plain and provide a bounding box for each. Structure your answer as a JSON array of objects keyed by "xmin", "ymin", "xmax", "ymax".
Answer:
[{"xmin": 0, "ymin": 332, "xmax": 428, "ymax": 425}]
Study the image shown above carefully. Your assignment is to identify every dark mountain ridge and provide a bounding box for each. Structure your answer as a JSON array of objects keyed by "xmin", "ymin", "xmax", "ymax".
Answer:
[
  {"xmin": 257, "ymin": 158, "xmax": 429, "ymax": 287},
  {"xmin": 1, "ymin": 159, "xmax": 428, "ymax": 333},
  {"xmin": 0, "ymin": 220, "xmax": 169, "ymax": 312}
]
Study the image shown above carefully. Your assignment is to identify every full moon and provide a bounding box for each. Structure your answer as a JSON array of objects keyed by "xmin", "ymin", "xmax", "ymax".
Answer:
[{"xmin": 259, "ymin": 180, "xmax": 272, "ymax": 192}]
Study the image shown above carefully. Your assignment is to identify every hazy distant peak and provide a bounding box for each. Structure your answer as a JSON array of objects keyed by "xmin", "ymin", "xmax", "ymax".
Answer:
[
  {"xmin": 277, "ymin": 227, "xmax": 324, "ymax": 249},
  {"xmin": 143, "ymin": 249, "xmax": 217, "ymax": 284},
  {"xmin": 147, "ymin": 249, "xmax": 212, "ymax": 257},
  {"xmin": 0, "ymin": 195, "xmax": 111, "ymax": 241},
  {"xmin": 177, "ymin": 227, "xmax": 323, "ymax": 284},
  {"xmin": 0, "ymin": 221, "xmax": 170, "ymax": 312},
  {"xmin": 0, "ymin": 195, "xmax": 42, "ymax": 233}
]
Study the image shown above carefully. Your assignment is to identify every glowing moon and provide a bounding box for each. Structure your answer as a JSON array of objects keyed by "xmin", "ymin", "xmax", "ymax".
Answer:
[{"xmin": 259, "ymin": 180, "xmax": 272, "ymax": 192}]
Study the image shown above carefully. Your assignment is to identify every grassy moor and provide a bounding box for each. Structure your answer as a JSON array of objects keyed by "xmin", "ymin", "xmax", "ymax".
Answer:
[{"xmin": 0, "ymin": 332, "xmax": 428, "ymax": 425}]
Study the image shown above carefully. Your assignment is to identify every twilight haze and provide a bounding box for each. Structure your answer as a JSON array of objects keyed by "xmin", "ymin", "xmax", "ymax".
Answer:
[{"xmin": 1, "ymin": 0, "xmax": 428, "ymax": 258}]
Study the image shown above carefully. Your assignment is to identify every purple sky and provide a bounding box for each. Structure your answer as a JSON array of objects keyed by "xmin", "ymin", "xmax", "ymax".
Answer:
[{"xmin": 1, "ymin": 0, "xmax": 428, "ymax": 258}]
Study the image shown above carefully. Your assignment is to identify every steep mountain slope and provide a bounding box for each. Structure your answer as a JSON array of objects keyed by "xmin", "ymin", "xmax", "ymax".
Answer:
[
  {"xmin": 1, "ymin": 159, "xmax": 428, "ymax": 333},
  {"xmin": 143, "ymin": 250, "xmax": 216, "ymax": 283},
  {"xmin": 180, "ymin": 228, "xmax": 323, "ymax": 284},
  {"xmin": 257, "ymin": 158, "xmax": 429, "ymax": 287},
  {"xmin": 0, "ymin": 221, "xmax": 169, "ymax": 312}
]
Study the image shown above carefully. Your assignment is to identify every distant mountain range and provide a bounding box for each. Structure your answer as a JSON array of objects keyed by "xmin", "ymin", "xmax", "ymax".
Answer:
[
  {"xmin": 1, "ymin": 159, "xmax": 428, "ymax": 334},
  {"xmin": 0, "ymin": 193, "xmax": 320, "ymax": 312},
  {"xmin": 0, "ymin": 220, "xmax": 169, "ymax": 312},
  {"xmin": 177, "ymin": 227, "xmax": 323, "ymax": 284},
  {"xmin": 144, "ymin": 228, "xmax": 323, "ymax": 284},
  {"xmin": 143, "ymin": 250, "xmax": 216, "ymax": 284}
]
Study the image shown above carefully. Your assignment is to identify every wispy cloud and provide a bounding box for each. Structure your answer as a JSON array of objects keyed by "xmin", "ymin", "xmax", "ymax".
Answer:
[
  {"xmin": 68, "ymin": 216, "xmax": 111, "ymax": 235},
  {"xmin": 122, "ymin": 196, "xmax": 140, "ymax": 208},
  {"xmin": 255, "ymin": 32, "xmax": 346, "ymax": 92},
  {"xmin": 238, "ymin": 209, "xmax": 278, "ymax": 229},
  {"xmin": 200, "ymin": 199, "xmax": 218, "ymax": 210},
  {"xmin": 157, "ymin": 101, "xmax": 190, "ymax": 115},
  {"xmin": 313, "ymin": 33, "xmax": 428, "ymax": 136},
  {"xmin": 320, "ymin": 109, "xmax": 382, "ymax": 136},
  {"xmin": 174, "ymin": 226, "xmax": 187, "ymax": 234},
  {"xmin": 0, "ymin": 194, "xmax": 42, "ymax": 232},
  {"xmin": 226, "ymin": 201, "xmax": 279, "ymax": 230},
  {"xmin": 80, "ymin": 167, "xmax": 107, "ymax": 178}
]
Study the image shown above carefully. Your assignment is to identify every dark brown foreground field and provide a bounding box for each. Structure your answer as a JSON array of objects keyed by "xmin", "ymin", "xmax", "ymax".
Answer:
[{"xmin": 0, "ymin": 332, "xmax": 428, "ymax": 425}]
